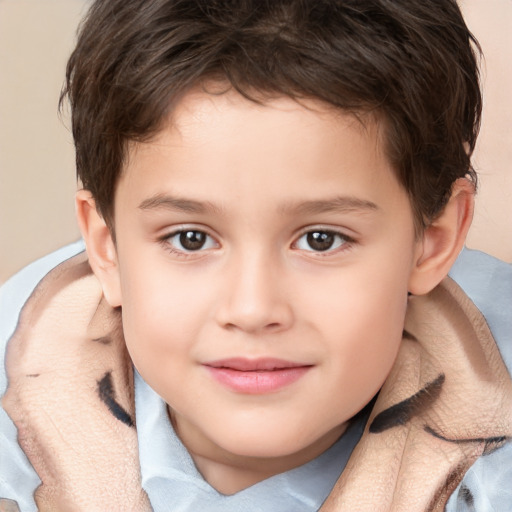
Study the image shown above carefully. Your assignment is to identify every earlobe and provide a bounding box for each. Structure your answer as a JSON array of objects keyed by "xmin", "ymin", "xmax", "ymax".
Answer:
[
  {"xmin": 408, "ymin": 178, "xmax": 475, "ymax": 296},
  {"xmin": 75, "ymin": 190, "xmax": 122, "ymax": 307}
]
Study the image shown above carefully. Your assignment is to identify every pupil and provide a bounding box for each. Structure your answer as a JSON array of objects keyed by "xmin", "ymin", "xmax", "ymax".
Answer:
[
  {"xmin": 307, "ymin": 231, "xmax": 334, "ymax": 251},
  {"xmin": 180, "ymin": 231, "xmax": 206, "ymax": 250}
]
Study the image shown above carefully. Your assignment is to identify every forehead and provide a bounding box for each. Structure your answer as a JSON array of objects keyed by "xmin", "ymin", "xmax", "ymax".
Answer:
[
  {"xmin": 162, "ymin": 87, "xmax": 381, "ymax": 150},
  {"xmin": 118, "ymin": 88, "xmax": 404, "ymax": 219}
]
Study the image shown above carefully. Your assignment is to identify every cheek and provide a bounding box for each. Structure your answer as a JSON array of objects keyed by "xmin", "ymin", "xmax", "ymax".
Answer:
[
  {"xmin": 332, "ymin": 291, "xmax": 405, "ymax": 368},
  {"xmin": 308, "ymin": 260, "xmax": 409, "ymax": 405},
  {"xmin": 305, "ymin": 255, "xmax": 409, "ymax": 338},
  {"xmin": 313, "ymin": 297, "xmax": 406, "ymax": 424},
  {"xmin": 117, "ymin": 258, "xmax": 213, "ymax": 374}
]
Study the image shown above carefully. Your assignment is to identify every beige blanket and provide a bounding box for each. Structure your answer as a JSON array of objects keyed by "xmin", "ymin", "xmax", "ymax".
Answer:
[{"xmin": 3, "ymin": 252, "xmax": 512, "ymax": 511}]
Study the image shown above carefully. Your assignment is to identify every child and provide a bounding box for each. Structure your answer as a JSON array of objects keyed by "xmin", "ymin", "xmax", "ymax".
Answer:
[{"xmin": 1, "ymin": 0, "xmax": 511, "ymax": 510}]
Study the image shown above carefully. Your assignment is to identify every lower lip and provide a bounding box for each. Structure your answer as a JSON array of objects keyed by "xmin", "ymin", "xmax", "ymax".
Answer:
[{"xmin": 205, "ymin": 366, "xmax": 311, "ymax": 394}]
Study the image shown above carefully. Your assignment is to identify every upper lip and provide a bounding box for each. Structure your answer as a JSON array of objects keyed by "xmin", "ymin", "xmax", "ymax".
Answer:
[{"xmin": 203, "ymin": 358, "xmax": 311, "ymax": 371}]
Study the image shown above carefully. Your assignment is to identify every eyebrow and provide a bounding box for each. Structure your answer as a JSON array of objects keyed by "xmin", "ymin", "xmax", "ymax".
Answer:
[
  {"xmin": 138, "ymin": 193, "xmax": 379, "ymax": 216},
  {"xmin": 138, "ymin": 194, "xmax": 222, "ymax": 214},
  {"xmin": 279, "ymin": 196, "xmax": 379, "ymax": 216}
]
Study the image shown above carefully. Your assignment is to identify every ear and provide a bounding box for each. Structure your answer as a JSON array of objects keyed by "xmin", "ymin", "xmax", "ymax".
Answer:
[
  {"xmin": 75, "ymin": 189, "xmax": 122, "ymax": 307},
  {"xmin": 408, "ymin": 178, "xmax": 475, "ymax": 295}
]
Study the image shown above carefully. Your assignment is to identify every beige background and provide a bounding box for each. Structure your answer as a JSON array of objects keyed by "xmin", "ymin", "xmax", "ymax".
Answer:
[{"xmin": 0, "ymin": 0, "xmax": 511, "ymax": 284}]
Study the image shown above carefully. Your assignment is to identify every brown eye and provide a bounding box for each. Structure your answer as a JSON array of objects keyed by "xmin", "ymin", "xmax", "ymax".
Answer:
[
  {"xmin": 180, "ymin": 231, "xmax": 206, "ymax": 250},
  {"xmin": 167, "ymin": 230, "xmax": 216, "ymax": 252},
  {"xmin": 306, "ymin": 231, "xmax": 335, "ymax": 251},
  {"xmin": 295, "ymin": 230, "xmax": 349, "ymax": 253}
]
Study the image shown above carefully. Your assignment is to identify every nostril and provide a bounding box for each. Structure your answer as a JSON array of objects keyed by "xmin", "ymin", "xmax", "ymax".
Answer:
[{"xmin": 215, "ymin": 292, "xmax": 294, "ymax": 334}]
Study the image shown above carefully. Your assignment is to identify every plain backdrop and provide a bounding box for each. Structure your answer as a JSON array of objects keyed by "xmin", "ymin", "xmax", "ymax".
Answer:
[{"xmin": 1, "ymin": 0, "xmax": 511, "ymax": 284}]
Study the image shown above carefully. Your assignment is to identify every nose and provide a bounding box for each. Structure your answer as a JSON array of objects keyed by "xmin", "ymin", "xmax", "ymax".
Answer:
[{"xmin": 215, "ymin": 251, "xmax": 294, "ymax": 335}]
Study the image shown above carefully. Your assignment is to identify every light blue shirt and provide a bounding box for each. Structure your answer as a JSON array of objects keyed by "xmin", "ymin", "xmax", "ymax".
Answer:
[{"xmin": 1, "ymin": 242, "xmax": 511, "ymax": 511}]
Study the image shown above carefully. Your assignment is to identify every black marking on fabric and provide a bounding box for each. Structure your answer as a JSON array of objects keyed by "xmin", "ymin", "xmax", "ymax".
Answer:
[
  {"xmin": 459, "ymin": 485, "xmax": 475, "ymax": 507},
  {"xmin": 369, "ymin": 373, "xmax": 445, "ymax": 433},
  {"xmin": 92, "ymin": 336, "xmax": 112, "ymax": 345},
  {"xmin": 25, "ymin": 373, "xmax": 40, "ymax": 378},
  {"xmin": 97, "ymin": 371, "xmax": 134, "ymax": 427},
  {"xmin": 402, "ymin": 329, "xmax": 418, "ymax": 342},
  {"xmin": 425, "ymin": 425, "xmax": 508, "ymax": 447}
]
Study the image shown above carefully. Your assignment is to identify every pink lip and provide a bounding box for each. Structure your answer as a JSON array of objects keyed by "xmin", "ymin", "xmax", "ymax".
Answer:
[{"xmin": 203, "ymin": 358, "xmax": 312, "ymax": 394}]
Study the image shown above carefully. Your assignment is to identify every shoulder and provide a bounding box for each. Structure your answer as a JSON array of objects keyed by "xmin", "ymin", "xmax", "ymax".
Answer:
[
  {"xmin": 447, "ymin": 247, "xmax": 512, "ymax": 510},
  {"xmin": 449, "ymin": 247, "xmax": 512, "ymax": 372},
  {"xmin": 0, "ymin": 241, "xmax": 85, "ymax": 510}
]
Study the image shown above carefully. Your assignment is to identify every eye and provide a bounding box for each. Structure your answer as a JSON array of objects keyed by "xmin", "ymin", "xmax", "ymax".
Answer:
[
  {"xmin": 294, "ymin": 230, "xmax": 350, "ymax": 252},
  {"xmin": 166, "ymin": 229, "xmax": 217, "ymax": 252}
]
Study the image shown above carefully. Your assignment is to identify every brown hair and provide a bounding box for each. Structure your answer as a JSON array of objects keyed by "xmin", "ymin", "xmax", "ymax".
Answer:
[{"xmin": 62, "ymin": 0, "xmax": 482, "ymax": 230}]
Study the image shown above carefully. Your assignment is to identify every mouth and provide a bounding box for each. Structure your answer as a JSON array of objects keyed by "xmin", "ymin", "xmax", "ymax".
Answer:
[{"xmin": 203, "ymin": 358, "xmax": 313, "ymax": 394}]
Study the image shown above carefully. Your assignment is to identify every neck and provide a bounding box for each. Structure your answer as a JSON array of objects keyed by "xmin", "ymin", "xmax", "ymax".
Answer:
[{"xmin": 169, "ymin": 407, "xmax": 347, "ymax": 495}]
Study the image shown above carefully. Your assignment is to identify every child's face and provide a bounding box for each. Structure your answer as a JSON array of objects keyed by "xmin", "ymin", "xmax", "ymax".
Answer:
[{"xmin": 111, "ymin": 88, "xmax": 421, "ymax": 477}]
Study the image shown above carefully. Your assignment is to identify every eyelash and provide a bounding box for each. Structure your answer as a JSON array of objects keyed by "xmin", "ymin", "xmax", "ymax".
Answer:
[
  {"xmin": 292, "ymin": 228, "xmax": 356, "ymax": 255},
  {"xmin": 158, "ymin": 226, "xmax": 356, "ymax": 258},
  {"xmin": 159, "ymin": 228, "xmax": 218, "ymax": 258}
]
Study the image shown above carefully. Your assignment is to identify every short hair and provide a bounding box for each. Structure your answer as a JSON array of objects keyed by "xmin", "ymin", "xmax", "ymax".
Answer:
[{"xmin": 62, "ymin": 0, "xmax": 482, "ymax": 231}]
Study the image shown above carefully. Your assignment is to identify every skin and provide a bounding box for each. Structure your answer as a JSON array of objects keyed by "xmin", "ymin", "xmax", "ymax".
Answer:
[{"xmin": 77, "ymin": 88, "xmax": 474, "ymax": 494}]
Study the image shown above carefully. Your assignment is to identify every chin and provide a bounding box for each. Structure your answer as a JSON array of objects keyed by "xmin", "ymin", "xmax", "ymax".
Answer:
[{"xmin": 214, "ymin": 426, "xmax": 320, "ymax": 459}]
